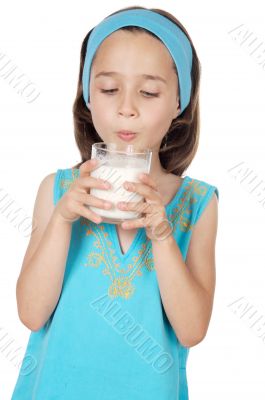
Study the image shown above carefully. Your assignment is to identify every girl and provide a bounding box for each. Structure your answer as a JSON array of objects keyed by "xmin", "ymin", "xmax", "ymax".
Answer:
[{"xmin": 12, "ymin": 6, "xmax": 219, "ymax": 400}]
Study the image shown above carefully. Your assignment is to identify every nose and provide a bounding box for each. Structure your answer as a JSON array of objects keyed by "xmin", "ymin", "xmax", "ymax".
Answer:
[{"xmin": 118, "ymin": 92, "xmax": 138, "ymax": 118}]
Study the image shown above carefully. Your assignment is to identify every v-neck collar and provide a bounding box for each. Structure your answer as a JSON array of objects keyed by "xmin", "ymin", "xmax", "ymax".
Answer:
[{"xmin": 107, "ymin": 175, "xmax": 190, "ymax": 260}]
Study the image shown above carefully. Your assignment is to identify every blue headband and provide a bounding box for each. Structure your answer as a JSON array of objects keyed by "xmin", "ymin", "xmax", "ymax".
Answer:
[{"xmin": 82, "ymin": 9, "xmax": 193, "ymax": 114}]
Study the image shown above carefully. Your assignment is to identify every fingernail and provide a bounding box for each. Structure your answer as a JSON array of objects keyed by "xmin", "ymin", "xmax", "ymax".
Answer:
[{"xmin": 124, "ymin": 182, "xmax": 133, "ymax": 190}]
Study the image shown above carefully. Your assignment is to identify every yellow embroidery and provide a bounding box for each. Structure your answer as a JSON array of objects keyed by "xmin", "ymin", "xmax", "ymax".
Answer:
[
  {"xmin": 169, "ymin": 179, "xmax": 208, "ymax": 233},
  {"xmin": 81, "ymin": 219, "xmax": 150, "ymax": 299},
  {"xmin": 60, "ymin": 168, "xmax": 79, "ymax": 191},
  {"xmin": 109, "ymin": 278, "xmax": 135, "ymax": 299},
  {"xmin": 58, "ymin": 169, "xmax": 209, "ymax": 300}
]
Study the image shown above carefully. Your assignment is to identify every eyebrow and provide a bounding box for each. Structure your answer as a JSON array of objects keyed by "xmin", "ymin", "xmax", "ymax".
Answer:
[{"xmin": 95, "ymin": 71, "xmax": 167, "ymax": 84}]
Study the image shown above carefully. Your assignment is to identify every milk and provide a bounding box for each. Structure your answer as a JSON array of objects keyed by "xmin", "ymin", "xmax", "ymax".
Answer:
[{"xmin": 89, "ymin": 158, "xmax": 148, "ymax": 223}]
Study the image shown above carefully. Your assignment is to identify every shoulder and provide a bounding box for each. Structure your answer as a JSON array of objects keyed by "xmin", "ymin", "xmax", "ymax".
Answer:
[
  {"xmin": 36, "ymin": 172, "xmax": 56, "ymax": 200},
  {"xmin": 186, "ymin": 175, "xmax": 219, "ymax": 199},
  {"xmin": 35, "ymin": 167, "xmax": 80, "ymax": 204},
  {"xmin": 183, "ymin": 175, "xmax": 219, "ymax": 227}
]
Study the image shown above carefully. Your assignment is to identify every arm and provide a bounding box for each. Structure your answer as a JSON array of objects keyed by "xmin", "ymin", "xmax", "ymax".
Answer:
[
  {"xmin": 16, "ymin": 160, "xmax": 112, "ymax": 332},
  {"xmin": 152, "ymin": 193, "xmax": 218, "ymax": 348},
  {"xmin": 16, "ymin": 173, "xmax": 72, "ymax": 332}
]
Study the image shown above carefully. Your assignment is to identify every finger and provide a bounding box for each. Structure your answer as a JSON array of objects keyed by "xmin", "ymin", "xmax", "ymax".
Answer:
[
  {"xmin": 118, "ymin": 200, "xmax": 155, "ymax": 214},
  {"xmin": 70, "ymin": 191, "xmax": 113, "ymax": 210},
  {"xmin": 79, "ymin": 159, "xmax": 99, "ymax": 178},
  {"xmin": 122, "ymin": 216, "xmax": 147, "ymax": 229},
  {"xmin": 139, "ymin": 173, "xmax": 158, "ymax": 190},
  {"xmin": 123, "ymin": 181, "xmax": 160, "ymax": 204},
  {"xmin": 72, "ymin": 200, "xmax": 102, "ymax": 224},
  {"xmin": 122, "ymin": 206, "xmax": 166, "ymax": 229},
  {"xmin": 73, "ymin": 176, "xmax": 111, "ymax": 192}
]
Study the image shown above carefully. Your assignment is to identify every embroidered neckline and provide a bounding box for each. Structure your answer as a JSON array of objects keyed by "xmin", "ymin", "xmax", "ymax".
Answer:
[
  {"xmin": 79, "ymin": 175, "xmax": 195, "ymax": 299},
  {"xmin": 59, "ymin": 168, "xmax": 210, "ymax": 300}
]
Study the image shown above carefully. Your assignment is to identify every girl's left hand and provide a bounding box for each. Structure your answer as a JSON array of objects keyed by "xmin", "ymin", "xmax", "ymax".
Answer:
[{"xmin": 117, "ymin": 173, "xmax": 173, "ymax": 241}]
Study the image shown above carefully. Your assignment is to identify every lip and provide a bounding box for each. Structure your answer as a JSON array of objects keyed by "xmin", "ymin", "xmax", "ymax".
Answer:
[{"xmin": 117, "ymin": 130, "xmax": 137, "ymax": 141}]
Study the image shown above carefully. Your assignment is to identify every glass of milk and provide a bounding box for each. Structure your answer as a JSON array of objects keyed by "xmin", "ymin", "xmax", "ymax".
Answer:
[{"xmin": 89, "ymin": 142, "xmax": 152, "ymax": 224}]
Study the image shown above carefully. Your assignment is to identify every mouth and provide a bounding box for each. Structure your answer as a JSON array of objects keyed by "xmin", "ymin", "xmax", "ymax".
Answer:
[{"xmin": 117, "ymin": 130, "xmax": 137, "ymax": 141}]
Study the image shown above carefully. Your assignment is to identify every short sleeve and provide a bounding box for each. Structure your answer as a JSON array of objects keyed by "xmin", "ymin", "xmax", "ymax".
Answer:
[{"xmin": 191, "ymin": 182, "xmax": 219, "ymax": 227}]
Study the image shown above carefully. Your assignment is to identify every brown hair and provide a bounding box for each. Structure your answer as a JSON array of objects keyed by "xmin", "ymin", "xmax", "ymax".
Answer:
[{"xmin": 72, "ymin": 5, "xmax": 201, "ymax": 176}]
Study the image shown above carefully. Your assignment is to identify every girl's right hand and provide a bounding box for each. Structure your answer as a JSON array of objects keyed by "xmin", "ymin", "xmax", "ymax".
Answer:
[{"xmin": 54, "ymin": 159, "xmax": 113, "ymax": 224}]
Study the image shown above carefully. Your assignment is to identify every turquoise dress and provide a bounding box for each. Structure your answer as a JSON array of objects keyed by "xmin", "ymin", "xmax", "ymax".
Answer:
[{"xmin": 11, "ymin": 167, "xmax": 219, "ymax": 400}]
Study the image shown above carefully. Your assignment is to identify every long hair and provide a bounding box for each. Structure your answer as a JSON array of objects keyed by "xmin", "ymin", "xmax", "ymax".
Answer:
[{"xmin": 72, "ymin": 5, "xmax": 201, "ymax": 176}]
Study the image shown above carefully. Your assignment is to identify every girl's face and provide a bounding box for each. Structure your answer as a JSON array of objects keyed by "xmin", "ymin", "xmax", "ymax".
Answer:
[{"xmin": 88, "ymin": 29, "xmax": 180, "ymax": 152}]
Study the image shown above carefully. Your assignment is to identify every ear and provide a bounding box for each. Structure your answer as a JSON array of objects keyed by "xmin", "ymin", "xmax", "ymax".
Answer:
[{"xmin": 172, "ymin": 95, "xmax": 180, "ymax": 119}]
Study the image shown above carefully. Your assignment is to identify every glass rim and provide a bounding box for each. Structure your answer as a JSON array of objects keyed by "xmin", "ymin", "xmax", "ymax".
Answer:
[{"xmin": 92, "ymin": 142, "xmax": 152, "ymax": 155}]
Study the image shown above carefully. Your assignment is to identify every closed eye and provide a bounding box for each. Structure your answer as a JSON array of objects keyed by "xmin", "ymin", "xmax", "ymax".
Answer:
[
  {"xmin": 100, "ymin": 89, "xmax": 159, "ymax": 97},
  {"xmin": 100, "ymin": 89, "xmax": 117, "ymax": 94}
]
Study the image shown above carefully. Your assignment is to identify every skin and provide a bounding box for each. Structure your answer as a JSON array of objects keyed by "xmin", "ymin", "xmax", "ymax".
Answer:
[{"xmin": 87, "ymin": 29, "xmax": 181, "ymax": 186}]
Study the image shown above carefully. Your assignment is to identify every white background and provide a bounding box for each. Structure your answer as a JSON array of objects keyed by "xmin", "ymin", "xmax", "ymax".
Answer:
[{"xmin": 1, "ymin": 0, "xmax": 265, "ymax": 398}]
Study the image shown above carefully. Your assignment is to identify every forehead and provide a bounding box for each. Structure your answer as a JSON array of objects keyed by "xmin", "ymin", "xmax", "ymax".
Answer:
[{"xmin": 91, "ymin": 29, "xmax": 175, "ymax": 77}]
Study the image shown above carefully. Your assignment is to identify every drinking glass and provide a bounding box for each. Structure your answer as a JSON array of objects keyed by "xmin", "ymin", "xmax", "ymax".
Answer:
[{"xmin": 89, "ymin": 142, "xmax": 152, "ymax": 224}]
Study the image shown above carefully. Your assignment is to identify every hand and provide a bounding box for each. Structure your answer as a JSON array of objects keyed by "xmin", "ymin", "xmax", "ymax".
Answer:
[
  {"xmin": 117, "ymin": 173, "xmax": 173, "ymax": 241},
  {"xmin": 54, "ymin": 159, "xmax": 113, "ymax": 224}
]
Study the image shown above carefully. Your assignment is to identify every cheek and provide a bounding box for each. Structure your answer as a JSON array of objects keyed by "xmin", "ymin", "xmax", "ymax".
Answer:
[
  {"xmin": 144, "ymin": 104, "xmax": 174, "ymax": 144},
  {"xmin": 91, "ymin": 96, "xmax": 112, "ymax": 122},
  {"xmin": 147, "ymin": 103, "xmax": 173, "ymax": 128},
  {"xmin": 90, "ymin": 99, "xmax": 114, "ymax": 137}
]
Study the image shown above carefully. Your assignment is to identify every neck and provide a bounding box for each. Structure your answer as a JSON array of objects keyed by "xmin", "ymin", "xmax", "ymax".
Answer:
[{"xmin": 148, "ymin": 151, "xmax": 168, "ymax": 184}]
